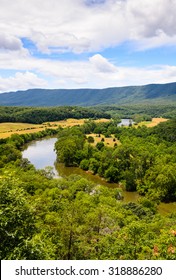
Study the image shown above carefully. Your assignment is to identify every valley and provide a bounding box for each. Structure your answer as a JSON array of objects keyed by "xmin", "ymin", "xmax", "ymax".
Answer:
[{"xmin": 0, "ymin": 104, "xmax": 176, "ymax": 260}]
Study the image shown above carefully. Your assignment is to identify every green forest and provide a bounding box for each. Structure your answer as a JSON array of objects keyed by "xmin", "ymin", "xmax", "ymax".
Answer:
[
  {"xmin": 0, "ymin": 106, "xmax": 176, "ymax": 260},
  {"xmin": 0, "ymin": 106, "xmax": 110, "ymax": 124},
  {"xmin": 0, "ymin": 82, "xmax": 176, "ymax": 106},
  {"xmin": 55, "ymin": 119, "xmax": 176, "ymax": 202},
  {"xmin": 0, "ymin": 103, "xmax": 176, "ymax": 123}
]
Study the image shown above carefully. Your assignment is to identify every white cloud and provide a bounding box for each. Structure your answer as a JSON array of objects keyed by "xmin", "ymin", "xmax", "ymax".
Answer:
[
  {"xmin": 0, "ymin": 52, "xmax": 176, "ymax": 92},
  {"xmin": 0, "ymin": 0, "xmax": 176, "ymax": 54},
  {"xmin": 0, "ymin": 72, "xmax": 48, "ymax": 92},
  {"xmin": 89, "ymin": 54, "xmax": 117, "ymax": 73},
  {"xmin": 0, "ymin": 33, "xmax": 23, "ymax": 51},
  {"xmin": 111, "ymin": 65, "xmax": 176, "ymax": 87},
  {"xmin": 0, "ymin": 0, "xmax": 176, "ymax": 92},
  {"xmin": 126, "ymin": 0, "xmax": 176, "ymax": 39}
]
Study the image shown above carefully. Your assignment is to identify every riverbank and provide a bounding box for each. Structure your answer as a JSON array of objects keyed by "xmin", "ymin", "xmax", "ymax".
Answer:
[
  {"xmin": 1, "ymin": 117, "xmax": 176, "ymax": 260},
  {"xmin": 22, "ymin": 136, "xmax": 176, "ymax": 215}
]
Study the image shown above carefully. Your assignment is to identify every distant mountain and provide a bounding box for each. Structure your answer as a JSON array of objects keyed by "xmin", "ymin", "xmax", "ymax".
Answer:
[{"xmin": 0, "ymin": 82, "xmax": 176, "ymax": 106}]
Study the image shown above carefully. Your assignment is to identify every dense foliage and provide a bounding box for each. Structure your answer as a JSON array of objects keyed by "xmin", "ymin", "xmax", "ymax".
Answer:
[
  {"xmin": 55, "ymin": 119, "xmax": 176, "ymax": 202},
  {"xmin": 97, "ymin": 104, "xmax": 176, "ymax": 121},
  {"xmin": 1, "ymin": 104, "xmax": 176, "ymax": 125},
  {"xmin": 0, "ymin": 119, "xmax": 176, "ymax": 260},
  {"xmin": 0, "ymin": 106, "xmax": 111, "ymax": 124}
]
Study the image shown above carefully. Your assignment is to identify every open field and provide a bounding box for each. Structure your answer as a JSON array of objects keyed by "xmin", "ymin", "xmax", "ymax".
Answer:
[
  {"xmin": 87, "ymin": 133, "xmax": 121, "ymax": 147},
  {"xmin": 145, "ymin": 117, "xmax": 168, "ymax": 127},
  {"xmin": 44, "ymin": 118, "xmax": 110, "ymax": 127},
  {"xmin": 0, "ymin": 118, "xmax": 110, "ymax": 139},
  {"xmin": 0, "ymin": 117, "xmax": 168, "ymax": 139},
  {"xmin": 137, "ymin": 117, "xmax": 168, "ymax": 128},
  {"xmin": 0, "ymin": 123, "xmax": 48, "ymax": 138}
]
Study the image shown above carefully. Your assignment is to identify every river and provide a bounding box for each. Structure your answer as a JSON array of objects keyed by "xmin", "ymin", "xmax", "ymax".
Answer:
[
  {"xmin": 22, "ymin": 137, "xmax": 176, "ymax": 214},
  {"xmin": 118, "ymin": 119, "xmax": 134, "ymax": 127}
]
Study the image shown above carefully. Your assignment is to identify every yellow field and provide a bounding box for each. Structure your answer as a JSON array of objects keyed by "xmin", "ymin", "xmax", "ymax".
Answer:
[
  {"xmin": 87, "ymin": 133, "xmax": 121, "ymax": 147},
  {"xmin": 0, "ymin": 123, "xmax": 47, "ymax": 138},
  {"xmin": 44, "ymin": 118, "xmax": 110, "ymax": 127},
  {"xmin": 137, "ymin": 117, "xmax": 168, "ymax": 128},
  {"xmin": 44, "ymin": 118, "xmax": 85, "ymax": 127},
  {"xmin": 0, "ymin": 118, "xmax": 110, "ymax": 139},
  {"xmin": 0, "ymin": 117, "xmax": 168, "ymax": 139},
  {"xmin": 145, "ymin": 117, "xmax": 168, "ymax": 127}
]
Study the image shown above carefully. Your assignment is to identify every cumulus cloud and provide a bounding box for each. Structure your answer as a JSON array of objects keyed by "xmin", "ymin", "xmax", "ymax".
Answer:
[
  {"xmin": 0, "ymin": 72, "xmax": 48, "ymax": 93},
  {"xmin": 89, "ymin": 54, "xmax": 117, "ymax": 73},
  {"xmin": 0, "ymin": 52, "xmax": 176, "ymax": 92},
  {"xmin": 0, "ymin": 0, "xmax": 176, "ymax": 54},
  {"xmin": 0, "ymin": 34, "xmax": 23, "ymax": 51},
  {"xmin": 0, "ymin": 0, "xmax": 176, "ymax": 92},
  {"xmin": 126, "ymin": 0, "xmax": 176, "ymax": 39}
]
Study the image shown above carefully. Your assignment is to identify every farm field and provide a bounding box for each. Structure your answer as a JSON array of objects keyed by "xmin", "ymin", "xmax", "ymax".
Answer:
[
  {"xmin": 137, "ymin": 117, "xmax": 168, "ymax": 127},
  {"xmin": 0, "ymin": 122, "xmax": 48, "ymax": 138},
  {"xmin": 0, "ymin": 117, "xmax": 168, "ymax": 139},
  {"xmin": 0, "ymin": 118, "xmax": 110, "ymax": 139},
  {"xmin": 45, "ymin": 118, "xmax": 110, "ymax": 127}
]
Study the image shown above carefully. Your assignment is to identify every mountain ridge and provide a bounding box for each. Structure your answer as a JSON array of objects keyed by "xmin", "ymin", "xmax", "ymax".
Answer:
[{"xmin": 0, "ymin": 82, "xmax": 176, "ymax": 106}]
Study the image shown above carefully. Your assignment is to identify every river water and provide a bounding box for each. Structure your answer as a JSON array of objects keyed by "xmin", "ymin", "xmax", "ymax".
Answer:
[
  {"xmin": 118, "ymin": 119, "xmax": 134, "ymax": 127},
  {"xmin": 22, "ymin": 137, "xmax": 176, "ymax": 214}
]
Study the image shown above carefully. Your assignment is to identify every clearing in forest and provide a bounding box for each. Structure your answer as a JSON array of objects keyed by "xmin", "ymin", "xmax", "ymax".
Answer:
[
  {"xmin": 86, "ymin": 133, "xmax": 121, "ymax": 147},
  {"xmin": 137, "ymin": 117, "xmax": 168, "ymax": 127}
]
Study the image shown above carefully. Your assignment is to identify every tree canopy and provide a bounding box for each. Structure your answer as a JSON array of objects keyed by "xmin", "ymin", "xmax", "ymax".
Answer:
[{"xmin": 0, "ymin": 115, "xmax": 176, "ymax": 260}]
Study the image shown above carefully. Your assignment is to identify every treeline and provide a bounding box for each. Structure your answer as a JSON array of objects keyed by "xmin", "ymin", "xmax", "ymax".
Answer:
[
  {"xmin": 0, "ymin": 106, "xmax": 111, "ymax": 124},
  {"xmin": 55, "ymin": 119, "xmax": 176, "ymax": 202},
  {"xmin": 1, "ymin": 103, "xmax": 176, "ymax": 125},
  {"xmin": 0, "ymin": 129, "xmax": 176, "ymax": 260},
  {"xmin": 97, "ymin": 103, "xmax": 176, "ymax": 122}
]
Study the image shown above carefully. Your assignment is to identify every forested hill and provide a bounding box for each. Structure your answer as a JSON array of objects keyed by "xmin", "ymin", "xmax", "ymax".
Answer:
[{"xmin": 0, "ymin": 82, "xmax": 176, "ymax": 106}]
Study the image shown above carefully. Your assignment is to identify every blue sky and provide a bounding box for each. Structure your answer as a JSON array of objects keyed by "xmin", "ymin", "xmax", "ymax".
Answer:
[{"xmin": 0, "ymin": 0, "xmax": 176, "ymax": 92}]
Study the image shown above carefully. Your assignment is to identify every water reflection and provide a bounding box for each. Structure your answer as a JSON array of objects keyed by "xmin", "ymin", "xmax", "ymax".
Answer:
[{"xmin": 22, "ymin": 137, "xmax": 58, "ymax": 176}]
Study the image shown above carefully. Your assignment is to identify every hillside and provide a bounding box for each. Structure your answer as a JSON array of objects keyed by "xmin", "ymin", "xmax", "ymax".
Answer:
[{"xmin": 0, "ymin": 82, "xmax": 176, "ymax": 106}]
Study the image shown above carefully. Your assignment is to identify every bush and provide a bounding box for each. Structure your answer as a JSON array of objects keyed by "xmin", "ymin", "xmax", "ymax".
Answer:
[
  {"xmin": 80, "ymin": 159, "xmax": 89, "ymax": 171},
  {"xmin": 87, "ymin": 136, "xmax": 94, "ymax": 143},
  {"xmin": 96, "ymin": 142, "xmax": 104, "ymax": 150}
]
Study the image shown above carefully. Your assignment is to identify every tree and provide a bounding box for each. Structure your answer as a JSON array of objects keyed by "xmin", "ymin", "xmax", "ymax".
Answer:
[
  {"xmin": 144, "ymin": 163, "xmax": 176, "ymax": 202},
  {"xmin": 55, "ymin": 127, "xmax": 85, "ymax": 166},
  {"xmin": 104, "ymin": 166, "xmax": 120, "ymax": 183},
  {"xmin": 96, "ymin": 141, "xmax": 104, "ymax": 151},
  {"xmin": 123, "ymin": 170, "xmax": 137, "ymax": 191},
  {"xmin": 87, "ymin": 136, "xmax": 94, "ymax": 143},
  {"xmin": 0, "ymin": 174, "xmax": 36, "ymax": 259},
  {"xmin": 89, "ymin": 158, "xmax": 100, "ymax": 174},
  {"xmin": 80, "ymin": 159, "xmax": 89, "ymax": 170}
]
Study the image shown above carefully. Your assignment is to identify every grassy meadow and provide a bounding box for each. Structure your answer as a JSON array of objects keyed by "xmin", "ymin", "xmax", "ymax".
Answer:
[
  {"xmin": 137, "ymin": 117, "xmax": 168, "ymax": 127},
  {"xmin": 0, "ymin": 117, "xmax": 168, "ymax": 139},
  {"xmin": 0, "ymin": 118, "xmax": 110, "ymax": 139},
  {"xmin": 87, "ymin": 133, "xmax": 121, "ymax": 147}
]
